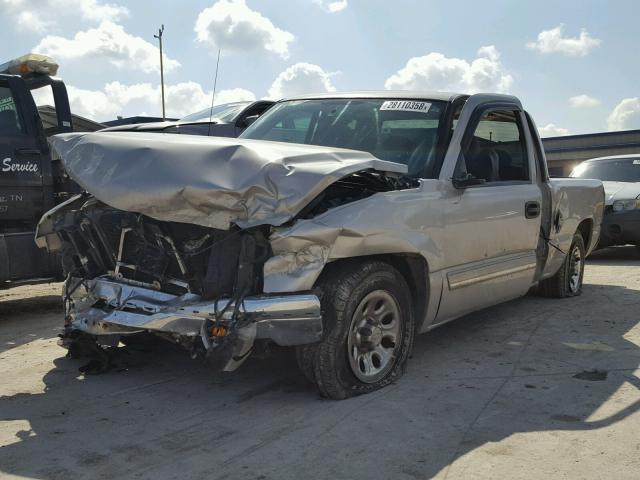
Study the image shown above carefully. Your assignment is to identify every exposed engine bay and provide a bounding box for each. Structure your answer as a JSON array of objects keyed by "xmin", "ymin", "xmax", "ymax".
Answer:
[{"xmin": 56, "ymin": 197, "xmax": 270, "ymax": 299}]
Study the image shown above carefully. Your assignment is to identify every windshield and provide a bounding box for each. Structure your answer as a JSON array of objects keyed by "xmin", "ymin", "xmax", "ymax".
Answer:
[
  {"xmin": 178, "ymin": 102, "xmax": 249, "ymax": 124},
  {"xmin": 571, "ymin": 158, "xmax": 640, "ymax": 182},
  {"xmin": 240, "ymin": 98, "xmax": 448, "ymax": 177}
]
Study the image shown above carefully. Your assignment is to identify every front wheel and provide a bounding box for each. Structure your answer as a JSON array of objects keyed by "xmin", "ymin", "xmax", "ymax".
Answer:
[
  {"xmin": 297, "ymin": 260, "xmax": 415, "ymax": 399},
  {"xmin": 539, "ymin": 233, "xmax": 586, "ymax": 298}
]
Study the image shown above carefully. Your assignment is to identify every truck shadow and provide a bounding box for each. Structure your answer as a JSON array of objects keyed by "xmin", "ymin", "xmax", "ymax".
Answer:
[{"xmin": 0, "ymin": 280, "xmax": 638, "ymax": 479}]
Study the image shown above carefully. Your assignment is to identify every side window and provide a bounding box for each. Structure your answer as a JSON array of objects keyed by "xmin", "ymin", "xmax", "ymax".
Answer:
[
  {"xmin": 31, "ymin": 85, "xmax": 56, "ymax": 135},
  {"xmin": 0, "ymin": 86, "xmax": 25, "ymax": 135},
  {"xmin": 237, "ymin": 102, "xmax": 272, "ymax": 128},
  {"xmin": 461, "ymin": 110, "xmax": 529, "ymax": 183}
]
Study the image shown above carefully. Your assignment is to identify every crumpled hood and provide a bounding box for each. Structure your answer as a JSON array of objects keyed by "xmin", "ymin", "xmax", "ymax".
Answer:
[
  {"xmin": 50, "ymin": 132, "xmax": 407, "ymax": 230},
  {"xmin": 602, "ymin": 181, "xmax": 640, "ymax": 205}
]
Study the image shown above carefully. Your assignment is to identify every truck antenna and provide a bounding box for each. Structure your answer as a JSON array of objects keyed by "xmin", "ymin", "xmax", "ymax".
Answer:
[
  {"xmin": 207, "ymin": 48, "xmax": 221, "ymax": 137},
  {"xmin": 154, "ymin": 24, "xmax": 166, "ymax": 120}
]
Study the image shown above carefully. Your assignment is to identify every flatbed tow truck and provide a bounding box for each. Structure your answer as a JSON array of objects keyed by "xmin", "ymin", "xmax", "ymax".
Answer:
[{"xmin": 0, "ymin": 53, "xmax": 94, "ymax": 287}]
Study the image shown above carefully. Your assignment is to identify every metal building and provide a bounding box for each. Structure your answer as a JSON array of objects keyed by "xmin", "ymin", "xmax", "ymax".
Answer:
[{"xmin": 542, "ymin": 129, "xmax": 640, "ymax": 177}]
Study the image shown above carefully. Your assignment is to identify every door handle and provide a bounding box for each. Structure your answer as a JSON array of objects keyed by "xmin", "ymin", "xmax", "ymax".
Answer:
[{"xmin": 525, "ymin": 201, "xmax": 540, "ymax": 219}]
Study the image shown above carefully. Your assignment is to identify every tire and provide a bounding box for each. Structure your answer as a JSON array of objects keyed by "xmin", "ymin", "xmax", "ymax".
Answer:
[
  {"xmin": 298, "ymin": 260, "xmax": 415, "ymax": 399},
  {"xmin": 539, "ymin": 233, "xmax": 586, "ymax": 298}
]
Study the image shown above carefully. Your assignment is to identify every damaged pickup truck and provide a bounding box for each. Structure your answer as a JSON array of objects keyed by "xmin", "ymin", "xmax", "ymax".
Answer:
[{"xmin": 36, "ymin": 92, "xmax": 604, "ymax": 399}]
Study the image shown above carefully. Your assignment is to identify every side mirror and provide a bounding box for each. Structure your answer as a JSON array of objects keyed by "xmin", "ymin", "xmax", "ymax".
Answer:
[
  {"xmin": 452, "ymin": 174, "xmax": 486, "ymax": 189},
  {"xmin": 239, "ymin": 114, "xmax": 260, "ymax": 129}
]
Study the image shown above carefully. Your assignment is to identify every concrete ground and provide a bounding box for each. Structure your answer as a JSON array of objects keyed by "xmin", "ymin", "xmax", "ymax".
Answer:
[{"xmin": 0, "ymin": 247, "xmax": 639, "ymax": 480}]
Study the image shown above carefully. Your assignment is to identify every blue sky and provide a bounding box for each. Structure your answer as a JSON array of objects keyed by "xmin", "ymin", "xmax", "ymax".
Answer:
[{"xmin": 1, "ymin": 0, "xmax": 639, "ymax": 135}]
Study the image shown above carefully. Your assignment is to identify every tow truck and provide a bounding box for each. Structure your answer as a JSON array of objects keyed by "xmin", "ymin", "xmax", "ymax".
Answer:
[{"xmin": 0, "ymin": 53, "xmax": 99, "ymax": 287}]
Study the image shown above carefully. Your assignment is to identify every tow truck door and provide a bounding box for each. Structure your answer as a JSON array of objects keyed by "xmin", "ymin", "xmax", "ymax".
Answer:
[
  {"xmin": 0, "ymin": 75, "xmax": 48, "ymax": 224},
  {"xmin": 0, "ymin": 75, "xmax": 59, "ymax": 283}
]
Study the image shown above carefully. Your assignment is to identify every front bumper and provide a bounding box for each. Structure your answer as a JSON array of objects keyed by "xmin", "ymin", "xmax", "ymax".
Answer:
[
  {"xmin": 598, "ymin": 209, "xmax": 640, "ymax": 247},
  {"xmin": 66, "ymin": 277, "xmax": 323, "ymax": 346}
]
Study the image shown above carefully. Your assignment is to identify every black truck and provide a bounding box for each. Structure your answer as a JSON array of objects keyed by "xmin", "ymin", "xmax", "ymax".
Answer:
[{"xmin": 0, "ymin": 54, "xmax": 86, "ymax": 287}]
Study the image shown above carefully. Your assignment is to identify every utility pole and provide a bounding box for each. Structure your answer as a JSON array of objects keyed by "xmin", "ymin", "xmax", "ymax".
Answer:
[{"xmin": 154, "ymin": 24, "xmax": 166, "ymax": 120}]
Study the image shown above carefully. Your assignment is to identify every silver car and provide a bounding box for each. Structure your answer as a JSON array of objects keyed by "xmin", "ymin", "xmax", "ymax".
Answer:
[{"xmin": 571, "ymin": 155, "xmax": 640, "ymax": 250}]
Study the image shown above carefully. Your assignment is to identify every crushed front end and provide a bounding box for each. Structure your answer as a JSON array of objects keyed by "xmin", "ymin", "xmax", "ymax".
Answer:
[{"xmin": 37, "ymin": 195, "xmax": 322, "ymax": 371}]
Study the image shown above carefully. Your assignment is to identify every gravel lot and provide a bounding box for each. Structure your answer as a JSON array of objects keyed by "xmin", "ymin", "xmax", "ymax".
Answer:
[{"xmin": 1, "ymin": 247, "xmax": 639, "ymax": 480}]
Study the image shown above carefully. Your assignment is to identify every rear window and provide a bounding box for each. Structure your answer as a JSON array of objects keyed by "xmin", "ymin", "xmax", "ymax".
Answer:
[
  {"xmin": 571, "ymin": 159, "xmax": 640, "ymax": 182},
  {"xmin": 0, "ymin": 86, "xmax": 24, "ymax": 135}
]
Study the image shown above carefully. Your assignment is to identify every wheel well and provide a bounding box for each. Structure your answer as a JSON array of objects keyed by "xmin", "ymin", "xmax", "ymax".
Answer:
[
  {"xmin": 318, "ymin": 254, "xmax": 429, "ymax": 332},
  {"xmin": 577, "ymin": 218, "xmax": 593, "ymax": 249}
]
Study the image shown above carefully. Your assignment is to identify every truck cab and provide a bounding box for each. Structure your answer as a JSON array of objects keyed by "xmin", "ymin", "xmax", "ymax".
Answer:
[{"xmin": 0, "ymin": 53, "xmax": 76, "ymax": 286}]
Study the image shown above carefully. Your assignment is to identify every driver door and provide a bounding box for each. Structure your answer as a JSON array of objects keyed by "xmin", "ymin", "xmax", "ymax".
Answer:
[{"xmin": 436, "ymin": 107, "xmax": 542, "ymax": 322}]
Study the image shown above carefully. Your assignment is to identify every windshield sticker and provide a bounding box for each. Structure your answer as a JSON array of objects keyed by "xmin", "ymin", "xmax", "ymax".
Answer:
[
  {"xmin": 633, "ymin": 159, "xmax": 640, "ymax": 165},
  {"xmin": 380, "ymin": 100, "xmax": 432, "ymax": 113}
]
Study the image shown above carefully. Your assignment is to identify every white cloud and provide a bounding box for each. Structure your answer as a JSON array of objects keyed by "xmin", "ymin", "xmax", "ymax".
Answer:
[
  {"xmin": 213, "ymin": 88, "xmax": 258, "ymax": 105},
  {"xmin": 526, "ymin": 25, "xmax": 601, "ymax": 57},
  {"xmin": 538, "ymin": 123, "xmax": 570, "ymax": 137},
  {"xmin": 195, "ymin": 0, "xmax": 294, "ymax": 59},
  {"xmin": 384, "ymin": 46, "xmax": 513, "ymax": 94},
  {"xmin": 607, "ymin": 98, "xmax": 640, "ymax": 131},
  {"xmin": 65, "ymin": 81, "xmax": 255, "ymax": 121},
  {"xmin": 1, "ymin": 0, "xmax": 128, "ymax": 33},
  {"xmin": 15, "ymin": 11, "xmax": 53, "ymax": 34},
  {"xmin": 268, "ymin": 63, "xmax": 336, "ymax": 99},
  {"xmin": 34, "ymin": 21, "xmax": 180, "ymax": 74},
  {"xmin": 569, "ymin": 94, "xmax": 601, "ymax": 108},
  {"xmin": 313, "ymin": 0, "xmax": 348, "ymax": 13}
]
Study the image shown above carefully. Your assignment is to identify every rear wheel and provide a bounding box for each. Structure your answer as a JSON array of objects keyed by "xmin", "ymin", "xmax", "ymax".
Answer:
[
  {"xmin": 296, "ymin": 260, "xmax": 415, "ymax": 399},
  {"xmin": 539, "ymin": 233, "xmax": 586, "ymax": 298}
]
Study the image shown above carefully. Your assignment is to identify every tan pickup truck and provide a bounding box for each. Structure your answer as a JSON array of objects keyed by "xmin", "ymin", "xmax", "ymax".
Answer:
[{"xmin": 36, "ymin": 92, "xmax": 604, "ymax": 399}]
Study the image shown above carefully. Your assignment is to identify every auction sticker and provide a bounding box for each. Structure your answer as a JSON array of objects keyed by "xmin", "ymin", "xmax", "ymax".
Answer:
[{"xmin": 380, "ymin": 100, "xmax": 431, "ymax": 113}]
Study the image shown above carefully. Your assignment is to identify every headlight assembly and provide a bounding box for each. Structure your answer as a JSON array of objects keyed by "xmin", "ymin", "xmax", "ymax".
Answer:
[{"xmin": 612, "ymin": 199, "xmax": 640, "ymax": 211}]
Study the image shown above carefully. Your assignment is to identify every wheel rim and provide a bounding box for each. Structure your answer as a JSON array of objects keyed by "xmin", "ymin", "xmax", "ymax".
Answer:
[
  {"xmin": 569, "ymin": 244, "xmax": 583, "ymax": 293},
  {"xmin": 347, "ymin": 290, "xmax": 402, "ymax": 384}
]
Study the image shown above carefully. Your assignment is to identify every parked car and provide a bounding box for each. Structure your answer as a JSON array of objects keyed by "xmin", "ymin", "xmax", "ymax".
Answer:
[
  {"xmin": 36, "ymin": 92, "xmax": 604, "ymax": 399},
  {"xmin": 100, "ymin": 100, "xmax": 275, "ymax": 137},
  {"xmin": 571, "ymin": 155, "xmax": 640, "ymax": 250}
]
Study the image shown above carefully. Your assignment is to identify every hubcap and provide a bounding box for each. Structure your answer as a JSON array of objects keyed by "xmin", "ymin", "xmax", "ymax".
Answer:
[
  {"xmin": 569, "ymin": 244, "xmax": 583, "ymax": 293},
  {"xmin": 347, "ymin": 290, "xmax": 402, "ymax": 383}
]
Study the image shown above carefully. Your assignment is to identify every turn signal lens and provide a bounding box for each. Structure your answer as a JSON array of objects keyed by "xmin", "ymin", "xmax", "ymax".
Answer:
[{"xmin": 210, "ymin": 326, "xmax": 227, "ymax": 337}]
